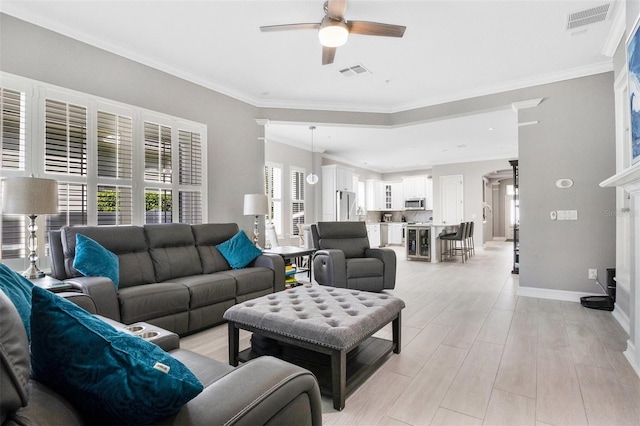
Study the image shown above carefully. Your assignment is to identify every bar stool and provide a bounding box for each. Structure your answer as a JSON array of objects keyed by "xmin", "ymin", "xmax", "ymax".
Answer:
[
  {"xmin": 440, "ymin": 222, "xmax": 467, "ymax": 263},
  {"xmin": 467, "ymin": 221, "xmax": 475, "ymax": 257}
]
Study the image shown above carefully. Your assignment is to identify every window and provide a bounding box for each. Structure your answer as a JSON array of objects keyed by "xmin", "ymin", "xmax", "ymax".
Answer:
[
  {"xmin": 0, "ymin": 87, "xmax": 26, "ymax": 260},
  {"xmin": 0, "ymin": 73, "xmax": 207, "ymax": 267},
  {"xmin": 265, "ymin": 163, "xmax": 282, "ymax": 235},
  {"xmin": 291, "ymin": 168, "xmax": 305, "ymax": 236},
  {"xmin": 0, "ymin": 88, "xmax": 25, "ymax": 170}
]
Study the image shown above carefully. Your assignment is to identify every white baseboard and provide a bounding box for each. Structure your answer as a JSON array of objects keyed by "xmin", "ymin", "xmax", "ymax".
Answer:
[
  {"xmin": 624, "ymin": 341, "xmax": 640, "ymax": 378},
  {"xmin": 517, "ymin": 286, "xmax": 596, "ymax": 302},
  {"xmin": 612, "ymin": 304, "xmax": 631, "ymax": 334}
]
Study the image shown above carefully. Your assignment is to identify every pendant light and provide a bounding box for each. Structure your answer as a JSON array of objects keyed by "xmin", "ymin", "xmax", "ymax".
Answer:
[{"xmin": 306, "ymin": 125, "xmax": 319, "ymax": 185}]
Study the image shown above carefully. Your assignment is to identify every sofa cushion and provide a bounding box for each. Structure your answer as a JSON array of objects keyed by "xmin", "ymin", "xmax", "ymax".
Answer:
[
  {"xmin": 117, "ymin": 282, "xmax": 190, "ymax": 325},
  {"xmin": 192, "ymin": 223, "xmax": 239, "ymax": 273},
  {"xmin": 73, "ymin": 233, "xmax": 120, "ymax": 287},
  {"xmin": 346, "ymin": 258, "xmax": 384, "ymax": 278},
  {"xmin": 224, "ymin": 267, "xmax": 274, "ymax": 296},
  {"xmin": 316, "ymin": 222, "xmax": 370, "ymax": 259},
  {"xmin": 145, "ymin": 223, "xmax": 203, "ymax": 282},
  {"xmin": 216, "ymin": 231, "xmax": 262, "ymax": 269},
  {"xmin": 0, "ymin": 289, "xmax": 30, "ymax": 422},
  {"xmin": 30, "ymin": 286, "xmax": 203, "ymax": 425},
  {"xmin": 61, "ymin": 226, "xmax": 156, "ymax": 288},
  {"xmin": 0, "ymin": 264, "xmax": 33, "ymax": 341},
  {"xmin": 167, "ymin": 274, "xmax": 237, "ymax": 308}
]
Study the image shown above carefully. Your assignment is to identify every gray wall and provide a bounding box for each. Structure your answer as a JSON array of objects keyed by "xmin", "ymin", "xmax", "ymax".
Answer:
[
  {"xmin": 0, "ymin": 13, "xmax": 618, "ymax": 297},
  {"xmin": 518, "ymin": 74, "xmax": 616, "ymax": 293}
]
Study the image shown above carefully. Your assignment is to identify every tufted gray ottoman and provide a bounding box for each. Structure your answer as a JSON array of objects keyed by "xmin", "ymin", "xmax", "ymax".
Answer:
[{"xmin": 224, "ymin": 285, "xmax": 405, "ymax": 410}]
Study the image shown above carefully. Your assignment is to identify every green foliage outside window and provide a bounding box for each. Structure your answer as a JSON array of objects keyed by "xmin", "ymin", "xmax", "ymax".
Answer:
[{"xmin": 97, "ymin": 189, "xmax": 171, "ymax": 211}]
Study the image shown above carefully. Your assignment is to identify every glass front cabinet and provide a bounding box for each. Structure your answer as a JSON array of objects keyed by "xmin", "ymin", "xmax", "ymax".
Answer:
[{"xmin": 406, "ymin": 226, "xmax": 431, "ymax": 261}]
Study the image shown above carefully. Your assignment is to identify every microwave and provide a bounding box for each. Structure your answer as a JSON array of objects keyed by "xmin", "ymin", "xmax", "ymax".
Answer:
[{"xmin": 404, "ymin": 198, "xmax": 426, "ymax": 210}]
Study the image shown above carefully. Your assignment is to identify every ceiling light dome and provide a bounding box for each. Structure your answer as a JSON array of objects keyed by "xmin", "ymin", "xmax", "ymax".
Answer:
[{"xmin": 318, "ymin": 16, "xmax": 348, "ymax": 47}]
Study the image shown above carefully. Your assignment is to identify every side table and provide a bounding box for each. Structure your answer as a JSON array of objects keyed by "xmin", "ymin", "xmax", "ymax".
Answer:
[
  {"xmin": 29, "ymin": 275, "xmax": 73, "ymax": 293},
  {"xmin": 263, "ymin": 246, "xmax": 316, "ymax": 286}
]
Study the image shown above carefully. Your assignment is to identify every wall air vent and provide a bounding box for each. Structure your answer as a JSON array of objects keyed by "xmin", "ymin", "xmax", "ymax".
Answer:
[
  {"xmin": 339, "ymin": 64, "xmax": 371, "ymax": 77},
  {"xmin": 566, "ymin": 3, "xmax": 610, "ymax": 30}
]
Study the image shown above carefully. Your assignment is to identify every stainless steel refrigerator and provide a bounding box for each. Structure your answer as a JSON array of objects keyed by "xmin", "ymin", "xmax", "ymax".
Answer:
[{"xmin": 336, "ymin": 190, "xmax": 357, "ymax": 221}]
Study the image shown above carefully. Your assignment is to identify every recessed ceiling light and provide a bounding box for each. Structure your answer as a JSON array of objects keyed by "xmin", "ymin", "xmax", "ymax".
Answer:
[
  {"xmin": 488, "ymin": 127, "xmax": 494, "ymax": 131},
  {"xmin": 456, "ymin": 144, "xmax": 466, "ymax": 148}
]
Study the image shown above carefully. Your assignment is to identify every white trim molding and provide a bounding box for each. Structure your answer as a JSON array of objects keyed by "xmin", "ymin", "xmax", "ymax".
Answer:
[{"xmin": 517, "ymin": 286, "xmax": 599, "ymax": 302}]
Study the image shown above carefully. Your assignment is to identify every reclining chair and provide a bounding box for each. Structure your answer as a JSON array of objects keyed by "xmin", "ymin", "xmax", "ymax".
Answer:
[{"xmin": 311, "ymin": 222, "xmax": 396, "ymax": 292}]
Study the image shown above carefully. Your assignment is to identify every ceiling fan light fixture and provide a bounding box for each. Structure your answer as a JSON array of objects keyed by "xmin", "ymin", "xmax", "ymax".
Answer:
[{"xmin": 318, "ymin": 17, "xmax": 348, "ymax": 47}]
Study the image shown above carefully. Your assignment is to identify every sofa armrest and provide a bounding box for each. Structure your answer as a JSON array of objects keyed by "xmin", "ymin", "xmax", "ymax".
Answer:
[
  {"xmin": 313, "ymin": 249, "xmax": 347, "ymax": 288},
  {"xmin": 171, "ymin": 356, "xmax": 322, "ymax": 426},
  {"xmin": 64, "ymin": 277, "xmax": 120, "ymax": 321},
  {"xmin": 58, "ymin": 292, "xmax": 98, "ymax": 314},
  {"xmin": 252, "ymin": 253, "xmax": 285, "ymax": 292},
  {"xmin": 365, "ymin": 248, "xmax": 397, "ymax": 289}
]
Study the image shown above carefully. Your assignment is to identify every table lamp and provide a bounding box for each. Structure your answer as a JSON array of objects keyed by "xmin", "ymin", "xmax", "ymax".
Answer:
[
  {"xmin": 243, "ymin": 193, "xmax": 268, "ymax": 248},
  {"xmin": 2, "ymin": 176, "xmax": 59, "ymax": 278}
]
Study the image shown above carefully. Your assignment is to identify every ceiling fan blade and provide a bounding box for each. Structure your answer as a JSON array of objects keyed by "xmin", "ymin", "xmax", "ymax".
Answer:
[
  {"xmin": 322, "ymin": 46, "xmax": 337, "ymax": 65},
  {"xmin": 326, "ymin": 0, "xmax": 347, "ymax": 20},
  {"xmin": 347, "ymin": 21, "xmax": 406, "ymax": 37},
  {"xmin": 260, "ymin": 23, "xmax": 320, "ymax": 32}
]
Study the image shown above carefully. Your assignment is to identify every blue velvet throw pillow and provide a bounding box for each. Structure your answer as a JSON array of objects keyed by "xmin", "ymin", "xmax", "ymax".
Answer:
[
  {"xmin": 0, "ymin": 263, "xmax": 34, "ymax": 341},
  {"xmin": 216, "ymin": 230, "xmax": 262, "ymax": 269},
  {"xmin": 73, "ymin": 233, "xmax": 120, "ymax": 287},
  {"xmin": 30, "ymin": 286, "xmax": 203, "ymax": 425}
]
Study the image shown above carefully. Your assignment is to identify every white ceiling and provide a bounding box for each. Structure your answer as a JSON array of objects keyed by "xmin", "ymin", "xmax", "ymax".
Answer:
[{"xmin": 1, "ymin": 0, "xmax": 620, "ymax": 172}]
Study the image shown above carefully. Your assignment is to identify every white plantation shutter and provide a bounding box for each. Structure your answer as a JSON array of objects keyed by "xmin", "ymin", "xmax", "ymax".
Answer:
[
  {"xmin": 0, "ymin": 76, "xmax": 207, "ymax": 263},
  {"xmin": 97, "ymin": 111, "xmax": 132, "ymax": 179},
  {"xmin": 0, "ymin": 88, "xmax": 25, "ymax": 170},
  {"xmin": 291, "ymin": 169, "xmax": 305, "ymax": 236},
  {"xmin": 144, "ymin": 122, "xmax": 172, "ymax": 183},
  {"xmin": 178, "ymin": 191, "xmax": 202, "ymax": 224},
  {"xmin": 45, "ymin": 99, "xmax": 87, "ymax": 175},
  {"xmin": 0, "ymin": 87, "xmax": 26, "ymax": 260},
  {"xmin": 265, "ymin": 164, "xmax": 283, "ymax": 235},
  {"xmin": 179, "ymin": 130, "xmax": 201, "ymax": 185}
]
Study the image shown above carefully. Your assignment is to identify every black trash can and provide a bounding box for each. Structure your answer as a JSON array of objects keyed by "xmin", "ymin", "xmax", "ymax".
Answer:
[{"xmin": 607, "ymin": 268, "xmax": 616, "ymax": 302}]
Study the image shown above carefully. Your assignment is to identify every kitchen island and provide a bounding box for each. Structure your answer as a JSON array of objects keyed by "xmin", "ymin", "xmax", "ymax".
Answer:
[{"xmin": 406, "ymin": 223, "xmax": 453, "ymax": 263}]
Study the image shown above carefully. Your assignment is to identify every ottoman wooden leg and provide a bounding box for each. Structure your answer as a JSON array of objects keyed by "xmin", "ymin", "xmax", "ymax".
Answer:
[
  {"xmin": 228, "ymin": 322, "xmax": 239, "ymax": 367},
  {"xmin": 393, "ymin": 312, "xmax": 402, "ymax": 354},
  {"xmin": 331, "ymin": 349, "xmax": 346, "ymax": 410}
]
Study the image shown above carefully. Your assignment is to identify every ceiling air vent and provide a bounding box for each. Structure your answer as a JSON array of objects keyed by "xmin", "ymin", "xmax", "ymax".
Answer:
[
  {"xmin": 339, "ymin": 64, "xmax": 371, "ymax": 77},
  {"xmin": 566, "ymin": 3, "xmax": 610, "ymax": 30}
]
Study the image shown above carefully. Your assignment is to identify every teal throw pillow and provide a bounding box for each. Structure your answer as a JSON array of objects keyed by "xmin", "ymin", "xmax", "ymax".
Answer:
[
  {"xmin": 73, "ymin": 233, "xmax": 119, "ymax": 287},
  {"xmin": 216, "ymin": 230, "xmax": 262, "ymax": 269},
  {"xmin": 0, "ymin": 263, "xmax": 34, "ymax": 341},
  {"xmin": 30, "ymin": 286, "xmax": 203, "ymax": 425}
]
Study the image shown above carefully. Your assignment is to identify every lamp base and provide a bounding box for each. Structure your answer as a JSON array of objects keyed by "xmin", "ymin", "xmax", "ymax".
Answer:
[{"xmin": 22, "ymin": 264, "xmax": 45, "ymax": 279}]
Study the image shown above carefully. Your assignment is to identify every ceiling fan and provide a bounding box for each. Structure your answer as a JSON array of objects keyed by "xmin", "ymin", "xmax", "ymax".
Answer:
[{"xmin": 260, "ymin": 0, "xmax": 406, "ymax": 65}]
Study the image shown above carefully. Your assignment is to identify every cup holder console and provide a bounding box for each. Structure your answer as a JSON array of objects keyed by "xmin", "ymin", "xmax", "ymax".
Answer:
[
  {"xmin": 126, "ymin": 325, "xmax": 145, "ymax": 333},
  {"xmin": 138, "ymin": 331, "xmax": 160, "ymax": 340}
]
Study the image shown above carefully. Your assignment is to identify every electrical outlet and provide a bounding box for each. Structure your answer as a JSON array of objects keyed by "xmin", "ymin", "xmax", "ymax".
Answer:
[{"xmin": 588, "ymin": 269, "xmax": 597, "ymax": 280}]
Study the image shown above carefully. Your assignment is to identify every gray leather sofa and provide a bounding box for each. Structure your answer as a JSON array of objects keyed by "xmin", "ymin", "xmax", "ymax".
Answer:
[
  {"xmin": 49, "ymin": 223, "xmax": 285, "ymax": 335},
  {"xmin": 311, "ymin": 222, "xmax": 396, "ymax": 292},
  {"xmin": 0, "ymin": 289, "xmax": 323, "ymax": 425}
]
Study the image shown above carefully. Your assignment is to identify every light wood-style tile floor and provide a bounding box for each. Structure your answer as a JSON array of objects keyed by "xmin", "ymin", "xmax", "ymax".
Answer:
[{"xmin": 181, "ymin": 240, "xmax": 640, "ymax": 425}]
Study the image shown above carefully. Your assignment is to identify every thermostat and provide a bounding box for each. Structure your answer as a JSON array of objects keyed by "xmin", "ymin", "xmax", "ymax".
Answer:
[{"xmin": 555, "ymin": 179, "xmax": 574, "ymax": 189}]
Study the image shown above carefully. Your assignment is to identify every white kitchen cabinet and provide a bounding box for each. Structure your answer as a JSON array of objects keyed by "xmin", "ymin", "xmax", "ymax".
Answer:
[
  {"xmin": 322, "ymin": 165, "xmax": 355, "ymax": 221},
  {"xmin": 391, "ymin": 182, "xmax": 403, "ymax": 210},
  {"xmin": 388, "ymin": 223, "xmax": 404, "ymax": 245},
  {"xmin": 402, "ymin": 176, "xmax": 427, "ymax": 199},
  {"xmin": 425, "ymin": 177, "xmax": 433, "ymax": 209},
  {"xmin": 366, "ymin": 223, "xmax": 388, "ymax": 248}
]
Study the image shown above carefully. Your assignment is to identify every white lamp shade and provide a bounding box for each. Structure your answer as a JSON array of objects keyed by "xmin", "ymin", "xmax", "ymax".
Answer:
[
  {"xmin": 2, "ymin": 177, "xmax": 59, "ymax": 215},
  {"xmin": 318, "ymin": 17, "xmax": 349, "ymax": 47},
  {"xmin": 243, "ymin": 193, "xmax": 268, "ymax": 216}
]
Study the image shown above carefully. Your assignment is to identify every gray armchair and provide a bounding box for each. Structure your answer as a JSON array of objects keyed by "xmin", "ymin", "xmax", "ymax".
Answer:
[{"xmin": 311, "ymin": 222, "xmax": 396, "ymax": 292}]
